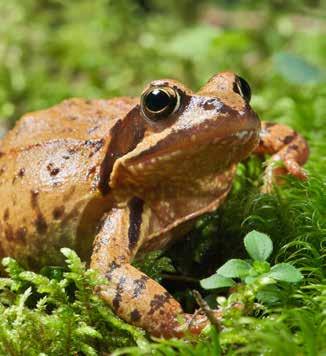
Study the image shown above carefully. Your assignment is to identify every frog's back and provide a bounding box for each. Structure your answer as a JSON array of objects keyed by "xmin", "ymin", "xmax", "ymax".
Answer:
[
  {"xmin": 0, "ymin": 97, "xmax": 138, "ymax": 268},
  {"xmin": 1, "ymin": 97, "xmax": 138, "ymax": 150}
]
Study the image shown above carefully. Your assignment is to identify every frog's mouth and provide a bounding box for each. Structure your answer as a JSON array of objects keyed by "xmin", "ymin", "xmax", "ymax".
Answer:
[{"xmin": 109, "ymin": 108, "xmax": 260, "ymax": 197}]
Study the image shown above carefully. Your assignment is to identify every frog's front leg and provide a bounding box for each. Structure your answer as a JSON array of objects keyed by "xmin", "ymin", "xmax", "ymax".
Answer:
[
  {"xmin": 90, "ymin": 199, "xmax": 211, "ymax": 338},
  {"xmin": 254, "ymin": 121, "xmax": 309, "ymax": 190}
]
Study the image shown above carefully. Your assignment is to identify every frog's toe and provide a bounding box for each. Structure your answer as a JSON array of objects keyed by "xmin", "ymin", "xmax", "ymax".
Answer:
[
  {"xmin": 262, "ymin": 155, "xmax": 308, "ymax": 193},
  {"xmin": 283, "ymin": 158, "xmax": 308, "ymax": 180},
  {"xmin": 174, "ymin": 310, "xmax": 222, "ymax": 337}
]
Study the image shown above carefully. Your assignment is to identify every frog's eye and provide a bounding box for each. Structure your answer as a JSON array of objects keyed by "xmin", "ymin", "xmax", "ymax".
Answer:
[
  {"xmin": 233, "ymin": 75, "xmax": 251, "ymax": 103},
  {"xmin": 141, "ymin": 87, "xmax": 180, "ymax": 121}
]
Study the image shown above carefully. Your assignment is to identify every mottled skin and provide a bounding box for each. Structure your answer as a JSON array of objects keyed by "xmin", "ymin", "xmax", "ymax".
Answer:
[{"xmin": 0, "ymin": 72, "xmax": 309, "ymax": 337}]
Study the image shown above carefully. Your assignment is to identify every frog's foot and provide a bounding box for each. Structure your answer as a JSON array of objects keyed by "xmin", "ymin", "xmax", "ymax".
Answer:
[
  {"xmin": 173, "ymin": 309, "xmax": 222, "ymax": 337},
  {"xmin": 262, "ymin": 152, "xmax": 308, "ymax": 193},
  {"xmin": 254, "ymin": 121, "xmax": 309, "ymax": 193}
]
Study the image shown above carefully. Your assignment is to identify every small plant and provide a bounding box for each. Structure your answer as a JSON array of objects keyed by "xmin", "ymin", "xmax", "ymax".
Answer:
[
  {"xmin": 0, "ymin": 249, "xmax": 147, "ymax": 355},
  {"xmin": 200, "ymin": 230, "xmax": 303, "ymax": 308}
]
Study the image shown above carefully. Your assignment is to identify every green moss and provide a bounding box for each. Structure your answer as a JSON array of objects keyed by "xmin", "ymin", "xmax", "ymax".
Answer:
[{"xmin": 0, "ymin": 249, "xmax": 147, "ymax": 355}]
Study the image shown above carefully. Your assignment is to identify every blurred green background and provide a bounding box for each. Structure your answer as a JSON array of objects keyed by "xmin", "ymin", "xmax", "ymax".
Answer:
[{"xmin": 0, "ymin": 0, "xmax": 325, "ymax": 167}]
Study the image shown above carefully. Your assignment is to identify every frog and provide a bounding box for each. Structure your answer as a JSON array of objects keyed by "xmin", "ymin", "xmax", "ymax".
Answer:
[{"xmin": 0, "ymin": 72, "xmax": 309, "ymax": 337}]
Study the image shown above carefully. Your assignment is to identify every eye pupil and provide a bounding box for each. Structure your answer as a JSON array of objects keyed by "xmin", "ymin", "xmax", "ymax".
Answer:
[
  {"xmin": 145, "ymin": 89, "xmax": 171, "ymax": 112},
  {"xmin": 141, "ymin": 86, "xmax": 180, "ymax": 121}
]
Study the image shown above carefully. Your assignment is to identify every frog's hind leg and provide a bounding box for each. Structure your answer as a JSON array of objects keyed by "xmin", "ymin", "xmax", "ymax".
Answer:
[
  {"xmin": 90, "ymin": 200, "xmax": 211, "ymax": 337},
  {"xmin": 254, "ymin": 121, "xmax": 309, "ymax": 191}
]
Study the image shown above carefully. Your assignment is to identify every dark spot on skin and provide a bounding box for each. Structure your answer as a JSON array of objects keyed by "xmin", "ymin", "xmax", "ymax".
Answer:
[
  {"xmin": 47, "ymin": 163, "xmax": 60, "ymax": 176},
  {"xmin": 112, "ymin": 276, "xmax": 126, "ymax": 311},
  {"xmin": 85, "ymin": 139, "xmax": 105, "ymax": 158},
  {"xmin": 99, "ymin": 106, "xmax": 145, "ymax": 194},
  {"xmin": 128, "ymin": 197, "xmax": 144, "ymax": 250},
  {"xmin": 5, "ymin": 225, "xmax": 14, "ymax": 241},
  {"xmin": 52, "ymin": 206, "xmax": 65, "ymax": 220},
  {"xmin": 51, "ymin": 168, "xmax": 60, "ymax": 176},
  {"xmin": 35, "ymin": 213, "xmax": 48, "ymax": 234},
  {"xmin": 62, "ymin": 155, "xmax": 70, "ymax": 160},
  {"xmin": 0, "ymin": 166, "xmax": 5, "ymax": 176},
  {"xmin": 68, "ymin": 115, "xmax": 78, "ymax": 120},
  {"xmin": 85, "ymin": 99, "xmax": 92, "ymax": 105},
  {"xmin": 12, "ymin": 168, "xmax": 25, "ymax": 183},
  {"xmin": 283, "ymin": 135, "xmax": 294, "ymax": 145},
  {"xmin": 30, "ymin": 190, "xmax": 40, "ymax": 209},
  {"xmin": 30, "ymin": 190, "xmax": 49, "ymax": 233},
  {"xmin": 130, "ymin": 309, "xmax": 141, "ymax": 322},
  {"xmin": 67, "ymin": 147, "xmax": 78, "ymax": 154},
  {"xmin": 289, "ymin": 144, "xmax": 299, "ymax": 150},
  {"xmin": 18, "ymin": 168, "xmax": 25, "ymax": 177},
  {"xmin": 148, "ymin": 292, "xmax": 172, "ymax": 315},
  {"xmin": 3, "ymin": 209, "xmax": 9, "ymax": 221},
  {"xmin": 87, "ymin": 166, "xmax": 96, "ymax": 177},
  {"xmin": 15, "ymin": 227, "xmax": 27, "ymax": 242},
  {"xmin": 31, "ymin": 194, "xmax": 45, "ymax": 228},
  {"xmin": 0, "ymin": 152, "xmax": 5, "ymax": 158},
  {"xmin": 105, "ymin": 261, "xmax": 120, "ymax": 280},
  {"xmin": 132, "ymin": 275, "xmax": 149, "ymax": 298}
]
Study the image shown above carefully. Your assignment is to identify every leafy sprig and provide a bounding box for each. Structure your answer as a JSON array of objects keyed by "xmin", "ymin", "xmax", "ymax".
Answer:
[{"xmin": 200, "ymin": 231, "xmax": 303, "ymax": 306}]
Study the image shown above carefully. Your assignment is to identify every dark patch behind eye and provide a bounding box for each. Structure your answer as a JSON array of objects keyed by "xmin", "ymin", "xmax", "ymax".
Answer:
[{"xmin": 99, "ymin": 106, "xmax": 145, "ymax": 194}]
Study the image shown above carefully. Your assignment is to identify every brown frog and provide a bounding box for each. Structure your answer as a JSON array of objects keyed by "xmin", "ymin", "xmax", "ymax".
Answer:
[{"xmin": 0, "ymin": 72, "xmax": 309, "ymax": 337}]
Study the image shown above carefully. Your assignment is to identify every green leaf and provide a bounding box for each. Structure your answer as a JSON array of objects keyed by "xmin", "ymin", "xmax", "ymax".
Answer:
[
  {"xmin": 200, "ymin": 274, "xmax": 235, "ymax": 290},
  {"xmin": 268, "ymin": 263, "xmax": 303, "ymax": 283},
  {"xmin": 217, "ymin": 259, "xmax": 251, "ymax": 278},
  {"xmin": 274, "ymin": 52, "xmax": 325, "ymax": 84},
  {"xmin": 244, "ymin": 231, "xmax": 273, "ymax": 261},
  {"xmin": 256, "ymin": 285, "xmax": 282, "ymax": 305}
]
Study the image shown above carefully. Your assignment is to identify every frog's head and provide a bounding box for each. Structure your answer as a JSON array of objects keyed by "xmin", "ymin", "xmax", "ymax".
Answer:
[{"xmin": 110, "ymin": 72, "xmax": 260, "ymax": 199}]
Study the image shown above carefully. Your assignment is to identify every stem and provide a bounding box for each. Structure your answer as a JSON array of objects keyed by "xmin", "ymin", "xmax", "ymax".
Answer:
[{"xmin": 192, "ymin": 290, "xmax": 221, "ymax": 331}]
